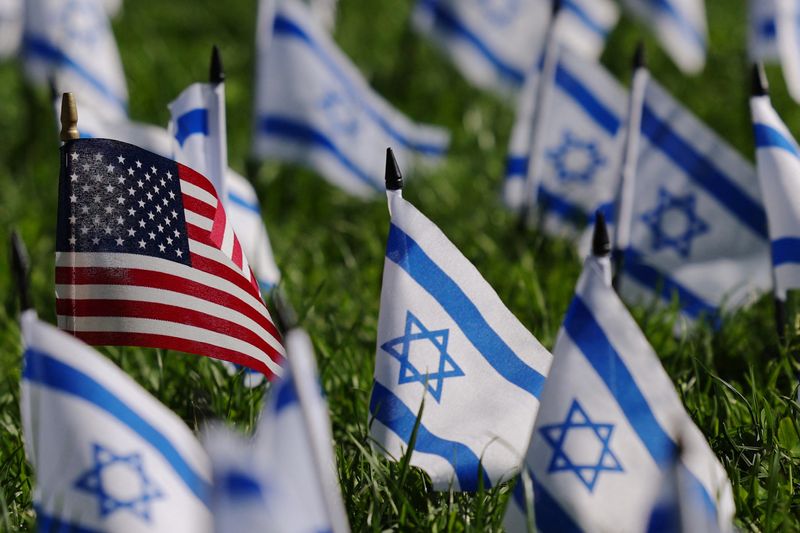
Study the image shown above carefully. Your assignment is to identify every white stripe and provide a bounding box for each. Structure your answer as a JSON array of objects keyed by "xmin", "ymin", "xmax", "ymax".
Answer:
[
  {"xmin": 57, "ymin": 315, "xmax": 284, "ymax": 376},
  {"xmin": 184, "ymin": 211, "xmax": 213, "ymax": 231},
  {"xmin": 56, "ymin": 283, "xmax": 283, "ymax": 356},
  {"xmin": 187, "ymin": 238, "xmax": 258, "ymax": 290},
  {"xmin": 180, "ymin": 180, "xmax": 218, "ymax": 207}
]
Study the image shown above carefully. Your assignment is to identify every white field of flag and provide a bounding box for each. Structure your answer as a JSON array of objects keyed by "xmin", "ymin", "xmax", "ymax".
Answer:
[
  {"xmin": 412, "ymin": 0, "xmax": 619, "ymax": 97},
  {"xmin": 20, "ymin": 310, "xmax": 213, "ymax": 532},
  {"xmin": 251, "ymin": 0, "xmax": 450, "ymax": 197},
  {"xmin": 0, "ymin": 0, "xmax": 23, "ymax": 58},
  {"xmin": 370, "ymin": 190, "xmax": 552, "ymax": 491},
  {"xmin": 503, "ymin": 255, "xmax": 734, "ymax": 532},
  {"xmin": 751, "ymin": 93, "xmax": 800, "ymax": 299}
]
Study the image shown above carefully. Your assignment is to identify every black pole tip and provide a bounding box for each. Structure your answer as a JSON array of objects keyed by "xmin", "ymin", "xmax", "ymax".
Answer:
[
  {"xmin": 10, "ymin": 229, "xmax": 31, "ymax": 312},
  {"xmin": 551, "ymin": 0, "xmax": 562, "ymax": 15},
  {"xmin": 592, "ymin": 211, "xmax": 611, "ymax": 258},
  {"xmin": 209, "ymin": 45, "xmax": 225, "ymax": 84},
  {"xmin": 633, "ymin": 41, "xmax": 647, "ymax": 71},
  {"xmin": 752, "ymin": 63, "xmax": 769, "ymax": 97},
  {"xmin": 272, "ymin": 287, "xmax": 298, "ymax": 332},
  {"xmin": 385, "ymin": 147, "xmax": 403, "ymax": 191}
]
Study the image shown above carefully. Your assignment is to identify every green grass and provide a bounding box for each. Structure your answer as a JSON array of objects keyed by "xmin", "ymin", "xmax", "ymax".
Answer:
[{"xmin": 1, "ymin": 0, "xmax": 800, "ymax": 530}]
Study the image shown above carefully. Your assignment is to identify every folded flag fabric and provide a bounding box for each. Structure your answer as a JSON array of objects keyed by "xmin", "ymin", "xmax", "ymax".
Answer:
[
  {"xmin": 412, "ymin": 0, "xmax": 619, "ymax": 96},
  {"xmin": 24, "ymin": 0, "xmax": 128, "ymax": 122},
  {"xmin": 55, "ymin": 138, "xmax": 285, "ymax": 379},
  {"xmin": 0, "ymin": 0, "xmax": 23, "ymax": 59},
  {"xmin": 504, "ymin": 48, "xmax": 625, "ymax": 237},
  {"xmin": 751, "ymin": 91, "xmax": 800, "ymax": 299},
  {"xmin": 170, "ymin": 82, "xmax": 281, "ymax": 292},
  {"xmin": 20, "ymin": 310, "xmax": 213, "ymax": 532},
  {"xmin": 617, "ymin": 78, "xmax": 772, "ymax": 326},
  {"xmin": 619, "ymin": 0, "xmax": 707, "ymax": 74},
  {"xmin": 748, "ymin": 0, "xmax": 800, "ymax": 104},
  {"xmin": 503, "ymin": 253, "xmax": 734, "ymax": 532},
  {"xmin": 205, "ymin": 327, "xmax": 350, "ymax": 533},
  {"xmin": 251, "ymin": 0, "xmax": 450, "ymax": 197},
  {"xmin": 369, "ymin": 189, "xmax": 552, "ymax": 491}
]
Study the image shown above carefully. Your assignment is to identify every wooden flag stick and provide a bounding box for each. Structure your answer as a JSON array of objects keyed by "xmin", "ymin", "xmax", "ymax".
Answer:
[
  {"xmin": 10, "ymin": 229, "xmax": 31, "ymax": 312},
  {"xmin": 60, "ymin": 92, "xmax": 79, "ymax": 142}
]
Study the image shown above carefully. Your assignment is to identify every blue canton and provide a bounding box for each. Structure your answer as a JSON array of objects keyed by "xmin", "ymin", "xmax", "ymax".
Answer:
[
  {"xmin": 74, "ymin": 442, "xmax": 164, "ymax": 521},
  {"xmin": 546, "ymin": 131, "xmax": 606, "ymax": 184},
  {"xmin": 539, "ymin": 399, "xmax": 623, "ymax": 492},
  {"xmin": 319, "ymin": 91, "xmax": 359, "ymax": 136},
  {"xmin": 380, "ymin": 311, "xmax": 464, "ymax": 402},
  {"xmin": 640, "ymin": 187, "xmax": 709, "ymax": 258}
]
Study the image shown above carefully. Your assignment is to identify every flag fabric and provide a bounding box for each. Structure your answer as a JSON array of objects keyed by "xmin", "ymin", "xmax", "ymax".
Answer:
[
  {"xmin": 369, "ymin": 190, "xmax": 552, "ymax": 491},
  {"xmin": 748, "ymin": 0, "xmax": 800, "ymax": 104},
  {"xmin": 55, "ymin": 138, "xmax": 285, "ymax": 379},
  {"xmin": 24, "ymin": 0, "xmax": 128, "ymax": 122},
  {"xmin": 251, "ymin": 0, "xmax": 450, "ymax": 197},
  {"xmin": 503, "ymin": 254, "xmax": 734, "ymax": 532},
  {"xmin": 412, "ymin": 0, "xmax": 619, "ymax": 96},
  {"xmin": 20, "ymin": 310, "xmax": 213, "ymax": 532},
  {"xmin": 620, "ymin": 0, "xmax": 707, "ymax": 74},
  {"xmin": 0, "ymin": 0, "xmax": 23, "ymax": 59},
  {"xmin": 751, "ymin": 93, "xmax": 800, "ymax": 299},
  {"xmin": 616, "ymin": 78, "xmax": 772, "ymax": 326},
  {"xmin": 503, "ymin": 48, "xmax": 626, "ymax": 238},
  {"xmin": 749, "ymin": 0, "xmax": 780, "ymax": 62},
  {"xmin": 205, "ymin": 327, "xmax": 350, "ymax": 533},
  {"xmin": 169, "ymin": 82, "xmax": 281, "ymax": 292}
]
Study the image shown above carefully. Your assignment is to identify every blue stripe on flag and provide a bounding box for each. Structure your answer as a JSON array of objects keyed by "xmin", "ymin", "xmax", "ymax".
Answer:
[
  {"xmin": 622, "ymin": 248, "xmax": 720, "ymax": 325},
  {"xmin": 753, "ymin": 123, "xmax": 800, "ymax": 158},
  {"xmin": 274, "ymin": 377, "xmax": 300, "ymax": 412},
  {"xmin": 651, "ymin": 0, "xmax": 706, "ymax": 48},
  {"xmin": 554, "ymin": 64, "xmax": 621, "ymax": 135},
  {"xmin": 228, "ymin": 192, "xmax": 261, "ymax": 214},
  {"xmin": 416, "ymin": 0, "xmax": 526, "ymax": 86},
  {"xmin": 369, "ymin": 381, "xmax": 489, "ymax": 490},
  {"xmin": 759, "ymin": 19, "xmax": 777, "ymax": 38},
  {"xmin": 258, "ymin": 278, "xmax": 276, "ymax": 293},
  {"xmin": 273, "ymin": 14, "xmax": 448, "ymax": 156},
  {"xmin": 529, "ymin": 472, "xmax": 583, "ymax": 532},
  {"xmin": 258, "ymin": 115, "xmax": 380, "ymax": 190},
  {"xmin": 505, "ymin": 156, "xmax": 528, "ymax": 177},
  {"xmin": 174, "ymin": 109, "xmax": 209, "ymax": 147},
  {"xmin": 537, "ymin": 185, "xmax": 591, "ymax": 227},
  {"xmin": 641, "ymin": 105, "xmax": 768, "ymax": 238},
  {"xmin": 23, "ymin": 349, "xmax": 211, "ymax": 505},
  {"xmin": 35, "ymin": 506, "xmax": 103, "ymax": 533},
  {"xmin": 563, "ymin": 0, "xmax": 611, "ymax": 38},
  {"xmin": 22, "ymin": 35, "xmax": 127, "ymax": 115},
  {"xmin": 386, "ymin": 223, "xmax": 547, "ymax": 398},
  {"xmin": 772, "ymin": 238, "xmax": 800, "ymax": 266}
]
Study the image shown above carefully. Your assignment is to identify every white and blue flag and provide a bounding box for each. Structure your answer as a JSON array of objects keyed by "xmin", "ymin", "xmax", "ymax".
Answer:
[
  {"xmin": 252, "ymin": 0, "xmax": 450, "ymax": 198},
  {"xmin": 504, "ymin": 48, "xmax": 626, "ymax": 238},
  {"xmin": 749, "ymin": 0, "xmax": 780, "ymax": 62},
  {"xmin": 620, "ymin": 0, "xmax": 707, "ymax": 74},
  {"xmin": 0, "ymin": 0, "xmax": 23, "ymax": 59},
  {"xmin": 503, "ymin": 254, "xmax": 734, "ymax": 532},
  {"xmin": 20, "ymin": 310, "xmax": 213, "ymax": 532},
  {"xmin": 751, "ymin": 92, "xmax": 800, "ymax": 299},
  {"xmin": 205, "ymin": 327, "xmax": 350, "ymax": 533},
  {"xmin": 412, "ymin": 0, "xmax": 619, "ymax": 97},
  {"xmin": 370, "ymin": 190, "xmax": 553, "ymax": 491},
  {"xmin": 748, "ymin": 0, "xmax": 800, "ymax": 104}
]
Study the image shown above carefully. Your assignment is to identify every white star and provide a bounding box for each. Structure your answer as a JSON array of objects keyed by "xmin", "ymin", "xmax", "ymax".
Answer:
[
  {"xmin": 127, "ymin": 167, "xmax": 134, "ymax": 176},
  {"xmin": 139, "ymin": 219, "xmax": 146, "ymax": 228},
  {"xmin": 158, "ymin": 243, "xmax": 166, "ymax": 253},
  {"xmin": 162, "ymin": 198, "xmax": 169, "ymax": 206},
  {"xmin": 106, "ymin": 164, "xmax": 114, "ymax": 173},
  {"xmin": 116, "ymin": 237, "xmax": 124, "ymax": 246},
  {"xmin": 171, "ymin": 210, "xmax": 178, "ymax": 219},
  {"xmin": 148, "ymin": 231, "xmax": 156, "ymax": 240},
  {"xmin": 137, "ymin": 180, "xmax": 144, "ymax": 188},
  {"xmin": 166, "ymin": 171, "xmax": 172, "ymax": 180},
  {"xmin": 145, "ymin": 173, "xmax": 151, "ymax": 181},
  {"xmin": 103, "ymin": 225, "xmax": 112, "ymax": 234},
  {"xmin": 157, "ymin": 224, "xmax": 164, "ymax": 233},
  {"xmin": 155, "ymin": 205, "xmax": 162, "ymax": 214},
  {"xmin": 128, "ymin": 207, "xmax": 136, "ymax": 216},
  {"xmin": 94, "ymin": 153, "xmax": 103, "ymax": 161},
  {"xmin": 138, "ymin": 239, "xmax": 146, "ymax": 248},
  {"xmin": 146, "ymin": 192, "xmax": 153, "ymax": 201},
  {"xmin": 117, "ymin": 155, "xmax": 125, "ymax": 164},
  {"xmin": 164, "ymin": 218, "xmax": 172, "ymax": 226},
  {"xmin": 147, "ymin": 211, "xmax": 155, "ymax": 220},
  {"xmin": 69, "ymin": 235, "xmax": 77, "ymax": 246},
  {"xmin": 159, "ymin": 178, "xmax": 166, "ymax": 187},
  {"xmin": 127, "ymin": 228, "xmax": 136, "ymax": 237},
  {"xmin": 93, "ymin": 174, "xmax": 102, "ymax": 182},
  {"xmin": 104, "ymin": 206, "xmax": 113, "ymax": 214},
  {"xmin": 92, "ymin": 215, "xmax": 101, "ymax": 225},
  {"xmin": 117, "ymin": 197, "xmax": 125, "ymax": 205},
  {"xmin": 81, "ymin": 185, "xmax": 90, "ymax": 192},
  {"xmin": 80, "ymin": 226, "xmax": 89, "ymax": 235},
  {"xmin": 116, "ymin": 216, "xmax": 124, "ymax": 225},
  {"xmin": 153, "ymin": 185, "xmax": 160, "ymax": 194},
  {"xmin": 70, "ymin": 173, "xmax": 78, "ymax": 182},
  {"xmin": 166, "ymin": 236, "xmax": 173, "ymax": 245},
  {"xmin": 80, "ymin": 206, "xmax": 90, "ymax": 214},
  {"xmin": 69, "ymin": 194, "xmax": 77, "ymax": 203},
  {"xmin": 105, "ymin": 184, "xmax": 114, "ymax": 193},
  {"xmin": 175, "ymin": 249, "xmax": 183, "ymax": 258},
  {"xmin": 138, "ymin": 200, "xmax": 145, "ymax": 208},
  {"xmin": 128, "ymin": 187, "xmax": 135, "ymax": 196},
  {"xmin": 92, "ymin": 237, "xmax": 100, "ymax": 245},
  {"xmin": 93, "ymin": 195, "xmax": 101, "ymax": 203},
  {"xmin": 168, "ymin": 191, "xmax": 176, "ymax": 200},
  {"xmin": 68, "ymin": 215, "xmax": 77, "ymax": 225},
  {"xmin": 173, "ymin": 229, "xmax": 180, "ymax": 237},
  {"xmin": 82, "ymin": 163, "xmax": 90, "ymax": 171},
  {"xmin": 135, "ymin": 160, "xmax": 142, "ymax": 168},
  {"xmin": 70, "ymin": 152, "xmax": 78, "ymax": 161},
  {"xmin": 117, "ymin": 176, "xmax": 125, "ymax": 185},
  {"xmin": 151, "ymin": 166, "xmax": 157, "ymax": 174}
]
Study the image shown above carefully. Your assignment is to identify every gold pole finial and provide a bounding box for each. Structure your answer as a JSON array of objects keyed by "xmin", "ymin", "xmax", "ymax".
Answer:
[{"xmin": 59, "ymin": 92, "xmax": 79, "ymax": 141}]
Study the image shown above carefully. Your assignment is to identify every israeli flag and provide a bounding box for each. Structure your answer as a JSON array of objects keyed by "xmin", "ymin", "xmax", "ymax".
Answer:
[
  {"xmin": 169, "ymin": 82, "xmax": 282, "ymax": 293},
  {"xmin": 749, "ymin": 0, "xmax": 780, "ymax": 62},
  {"xmin": 370, "ymin": 190, "xmax": 553, "ymax": 491},
  {"xmin": 748, "ymin": 0, "xmax": 800, "ymax": 104},
  {"xmin": 205, "ymin": 327, "xmax": 350, "ymax": 533},
  {"xmin": 504, "ymin": 48, "xmax": 626, "ymax": 238},
  {"xmin": 620, "ymin": 0, "xmax": 707, "ymax": 74},
  {"xmin": 618, "ymin": 78, "xmax": 773, "ymax": 326},
  {"xmin": 503, "ymin": 255, "xmax": 734, "ymax": 532},
  {"xmin": 252, "ymin": 0, "xmax": 450, "ymax": 198},
  {"xmin": 0, "ymin": 0, "xmax": 23, "ymax": 59},
  {"xmin": 24, "ymin": 0, "xmax": 128, "ymax": 122},
  {"xmin": 20, "ymin": 310, "xmax": 213, "ymax": 532},
  {"xmin": 751, "ymin": 93, "xmax": 800, "ymax": 300},
  {"xmin": 412, "ymin": 0, "xmax": 619, "ymax": 96}
]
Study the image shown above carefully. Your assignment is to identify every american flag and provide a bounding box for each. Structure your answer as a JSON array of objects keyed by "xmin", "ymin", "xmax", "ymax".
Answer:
[{"xmin": 55, "ymin": 138, "xmax": 284, "ymax": 379}]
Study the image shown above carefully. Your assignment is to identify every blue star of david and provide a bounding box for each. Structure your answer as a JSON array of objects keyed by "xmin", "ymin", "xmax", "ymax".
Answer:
[
  {"xmin": 380, "ymin": 311, "xmax": 464, "ymax": 402},
  {"xmin": 539, "ymin": 399, "xmax": 623, "ymax": 492},
  {"xmin": 640, "ymin": 188, "xmax": 709, "ymax": 258},
  {"xmin": 546, "ymin": 131, "xmax": 606, "ymax": 184},
  {"xmin": 319, "ymin": 91, "xmax": 358, "ymax": 136},
  {"xmin": 478, "ymin": 0, "xmax": 521, "ymax": 26},
  {"xmin": 74, "ymin": 442, "xmax": 164, "ymax": 522}
]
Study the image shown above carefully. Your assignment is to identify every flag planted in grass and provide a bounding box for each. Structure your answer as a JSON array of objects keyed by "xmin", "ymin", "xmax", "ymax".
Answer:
[
  {"xmin": 20, "ymin": 310, "xmax": 213, "ymax": 532},
  {"xmin": 55, "ymin": 138, "xmax": 285, "ymax": 379},
  {"xmin": 369, "ymin": 150, "xmax": 552, "ymax": 491}
]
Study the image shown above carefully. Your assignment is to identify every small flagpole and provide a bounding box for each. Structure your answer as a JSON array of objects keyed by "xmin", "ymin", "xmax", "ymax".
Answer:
[
  {"xmin": 60, "ymin": 92, "xmax": 79, "ymax": 143},
  {"xmin": 10, "ymin": 229, "xmax": 31, "ymax": 313},
  {"xmin": 612, "ymin": 42, "xmax": 649, "ymax": 290},
  {"xmin": 385, "ymin": 147, "xmax": 403, "ymax": 216},
  {"xmin": 209, "ymin": 45, "xmax": 229, "ymax": 204},
  {"xmin": 591, "ymin": 211, "xmax": 613, "ymax": 287},
  {"xmin": 752, "ymin": 63, "xmax": 788, "ymax": 341},
  {"xmin": 519, "ymin": 0, "xmax": 562, "ymax": 228}
]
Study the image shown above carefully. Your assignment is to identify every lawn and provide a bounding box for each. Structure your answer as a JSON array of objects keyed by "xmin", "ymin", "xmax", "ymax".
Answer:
[{"xmin": 1, "ymin": 0, "xmax": 800, "ymax": 531}]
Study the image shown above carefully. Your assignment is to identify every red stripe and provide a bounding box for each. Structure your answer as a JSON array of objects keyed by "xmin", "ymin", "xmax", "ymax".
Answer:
[
  {"xmin": 209, "ymin": 200, "xmax": 227, "ymax": 248},
  {"xmin": 57, "ymin": 298, "xmax": 284, "ymax": 366},
  {"xmin": 231, "ymin": 237, "xmax": 243, "ymax": 270},
  {"xmin": 55, "ymin": 266, "xmax": 281, "ymax": 342},
  {"xmin": 182, "ymin": 195, "xmax": 216, "ymax": 219},
  {"xmin": 178, "ymin": 164, "xmax": 218, "ymax": 198},
  {"xmin": 189, "ymin": 252, "xmax": 264, "ymax": 303},
  {"xmin": 186, "ymin": 221, "xmax": 211, "ymax": 243},
  {"xmin": 69, "ymin": 330, "xmax": 278, "ymax": 380}
]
